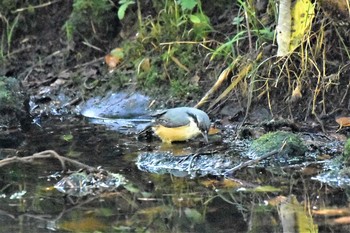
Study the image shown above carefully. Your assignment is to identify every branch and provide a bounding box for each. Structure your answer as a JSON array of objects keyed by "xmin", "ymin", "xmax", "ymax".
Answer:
[
  {"xmin": 224, "ymin": 149, "xmax": 279, "ymax": 176},
  {"xmin": 0, "ymin": 150, "xmax": 95, "ymax": 172}
]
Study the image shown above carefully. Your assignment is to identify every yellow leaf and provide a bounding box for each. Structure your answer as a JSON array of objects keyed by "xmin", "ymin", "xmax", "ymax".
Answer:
[
  {"xmin": 60, "ymin": 217, "xmax": 106, "ymax": 232},
  {"xmin": 290, "ymin": 84, "xmax": 302, "ymax": 102},
  {"xmin": 201, "ymin": 178, "xmax": 241, "ymax": 189},
  {"xmin": 290, "ymin": 0, "xmax": 315, "ymax": 51},
  {"xmin": 195, "ymin": 65, "xmax": 232, "ymax": 108}
]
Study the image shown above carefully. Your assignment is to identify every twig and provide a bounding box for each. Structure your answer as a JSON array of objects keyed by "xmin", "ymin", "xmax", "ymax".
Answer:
[
  {"xmin": 224, "ymin": 149, "xmax": 279, "ymax": 176},
  {"xmin": 244, "ymin": 5, "xmax": 252, "ymax": 53},
  {"xmin": 11, "ymin": 0, "xmax": 62, "ymax": 13},
  {"xmin": 0, "ymin": 150, "xmax": 95, "ymax": 172},
  {"xmin": 72, "ymin": 57, "xmax": 104, "ymax": 69}
]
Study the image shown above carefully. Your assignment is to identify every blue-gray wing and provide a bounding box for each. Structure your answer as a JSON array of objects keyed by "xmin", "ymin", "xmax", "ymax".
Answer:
[{"xmin": 154, "ymin": 108, "xmax": 191, "ymax": 128}]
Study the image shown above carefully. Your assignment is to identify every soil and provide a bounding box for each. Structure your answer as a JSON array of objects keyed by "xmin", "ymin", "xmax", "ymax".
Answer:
[{"xmin": 1, "ymin": 0, "xmax": 350, "ymax": 134}]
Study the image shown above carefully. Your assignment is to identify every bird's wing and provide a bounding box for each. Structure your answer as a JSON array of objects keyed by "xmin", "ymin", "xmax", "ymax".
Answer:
[{"xmin": 155, "ymin": 110, "xmax": 191, "ymax": 128}]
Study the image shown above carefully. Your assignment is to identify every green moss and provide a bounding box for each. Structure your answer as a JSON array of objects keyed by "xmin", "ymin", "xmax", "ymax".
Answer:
[
  {"xmin": 0, "ymin": 77, "xmax": 21, "ymax": 106},
  {"xmin": 65, "ymin": 0, "xmax": 113, "ymax": 42},
  {"xmin": 344, "ymin": 138, "xmax": 350, "ymax": 160},
  {"xmin": 0, "ymin": 0, "xmax": 17, "ymax": 15},
  {"xmin": 170, "ymin": 79, "xmax": 199, "ymax": 97},
  {"xmin": 249, "ymin": 131, "xmax": 307, "ymax": 158}
]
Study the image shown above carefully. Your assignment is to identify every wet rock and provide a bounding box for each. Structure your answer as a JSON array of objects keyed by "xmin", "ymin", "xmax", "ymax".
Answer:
[
  {"xmin": 81, "ymin": 92, "xmax": 150, "ymax": 118},
  {"xmin": 311, "ymin": 139, "xmax": 350, "ymax": 187},
  {"xmin": 136, "ymin": 152, "xmax": 235, "ymax": 177},
  {"xmin": 344, "ymin": 138, "xmax": 350, "ymax": 160},
  {"xmin": 247, "ymin": 131, "xmax": 307, "ymax": 164},
  {"xmin": 313, "ymin": 166, "xmax": 350, "ymax": 188},
  {"xmin": 55, "ymin": 170, "xmax": 127, "ymax": 197},
  {"xmin": 80, "ymin": 92, "xmax": 152, "ymax": 133},
  {"xmin": 30, "ymin": 91, "xmax": 73, "ymax": 116},
  {"xmin": 0, "ymin": 76, "xmax": 30, "ymax": 147}
]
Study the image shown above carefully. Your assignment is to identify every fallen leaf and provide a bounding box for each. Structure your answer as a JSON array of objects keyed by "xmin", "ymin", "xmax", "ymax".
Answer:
[
  {"xmin": 201, "ymin": 178, "xmax": 240, "ymax": 189},
  {"xmin": 267, "ymin": 195, "xmax": 287, "ymax": 206},
  {"xmin": 170, "ymin": 56, "xmax": 190, "ymax": 72},
  {"xmin": 60, "ymin": 217, "xmax": 106, "ymax": 232},
  {"xmin": 190, "ymin": 74, "xmax": 200, "ymax": 86},
  {"xmin": 208, "ymin": 126, "xmax": 220, "ymax": 135},
  {"xmin": 290, "ymin": 84, "xmax": 302, "ymax": 102},
  {"xmin": 332, "ymin": 216, "xmax": 350, "ymax": 224},
  {"xmin": 105, "ymin": 54, "xmax": 119, "ymax": 68},
  {"xmin": 105, "ymin": 48, "xmax": 124, "ymax": 69},
  {"xmin": 313, "ymin": 208, "xmax": 350, "ymax": 216},
  {"xmin": 335, "ymin": 116, "xmax": 350, "ymax": 132},
  {"xmin": 139, "ymin": 58, "xmax": 151, "ymax": 72}
]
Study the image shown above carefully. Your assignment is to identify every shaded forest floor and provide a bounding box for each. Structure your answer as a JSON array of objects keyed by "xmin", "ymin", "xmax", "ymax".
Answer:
[{"xmin": 1, "ymin": 0, "xmax": 350, "ymax": 133}]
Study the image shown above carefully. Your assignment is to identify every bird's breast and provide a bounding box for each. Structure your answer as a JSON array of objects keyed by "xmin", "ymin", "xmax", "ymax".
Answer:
[{"xmin": 152, "ymin": 119, "xmax": 201, "ymax": 143}]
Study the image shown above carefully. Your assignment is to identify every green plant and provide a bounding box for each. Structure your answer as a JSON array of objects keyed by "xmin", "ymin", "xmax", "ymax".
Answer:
[
  {"xmin": 63, "ymin": 21, "xmax": 74, "ymax": 43},
  {"xmin": 344, "ymin": 138, "xmax": 350, "ymax": 161},
  {"xmin": 0, "ymin": 13, "xmax": 20, "ymax": 59},
  {"xmin": 108, "ymin": 0, "xmax": 213, "ymax": 95},
  {"xmin": 64, "ymin": 0, "xmax": 113, "ymax": 43},
  {"xmin": 170, "ymin": 79, "xmax": 199, "ymax": 97},
  {"xmin": 210, "ymin": 0, "xmax": 274, "ymax": 61},
  {"xmin": 117, "ymin": 0, "xmax": 135, "ymax": 20}
]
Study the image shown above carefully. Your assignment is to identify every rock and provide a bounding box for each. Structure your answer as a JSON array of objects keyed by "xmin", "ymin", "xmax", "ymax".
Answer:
[
  {"xmin": 0, "ymin": 76, "xmax": 30, "ymax": 147},
  {"xmin": 80, "ymin": 92, "xmax": 152, "ymax": 133},
  {"xmin": 80, "ymin": 92, "xmax": 150, "ymax": 118},
  {"xmin": 247, "ymin": 131, "xmax": 307, "ymax": 163},
  {"xmin": 344, "ymin": 138, "xmax": 350, "ymax": 160}
]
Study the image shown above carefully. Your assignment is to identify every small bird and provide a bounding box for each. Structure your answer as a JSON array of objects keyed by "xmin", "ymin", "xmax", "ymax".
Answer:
[{"xmin": 141, "ymin": 107, "xmax": 211, "ymax": 144}]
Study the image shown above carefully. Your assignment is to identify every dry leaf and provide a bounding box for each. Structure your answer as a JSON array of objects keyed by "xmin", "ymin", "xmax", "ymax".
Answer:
[
  {"xmin": 140, "ymin": 58, "xmax": 151, "ymax": 72},
  {"xmin": 195, "ymin": 65, "xmax": 232, "ymax": 108},
  {"xmin": 332, "ymin": 216, "xmax": 350, "ymax": 224},
  {"xmin": 201, "ymin": 178, "xmax": 240, "ymax": 189},
  {"xmin": 335, "ymin": 116, "xmax": 350, "ymax": 132},
  {"xmin": 289, "ymin": 84, "xmax": 302, "ymax": 102},
  {"xmin": 267, "ymin": 195, "xmax": 287, "ymax": 206},
  {"xmin": 60, "ymin": 217, "xmax": 106, "ymax": 232},
  {"xmin": 313, "ymin": 208, "xmax": 350, "ymax": 216},
  {"xmin": 190, "ymin": 74, "xmax": 200, "ymax": 86},
  {"xmin": 208, "ymin": 126, "xmax": 220, "ymax": 135},
  {"xmin": 170, "ymin": 56, "xmax": 190, "ymax": 72},
  {"xmin": 105, "ymin": 48, "xmax": 124, "ymax": 69},
  {"xmin": 105, "ymin": 54, "xmax": 119, "ymax": 68}
]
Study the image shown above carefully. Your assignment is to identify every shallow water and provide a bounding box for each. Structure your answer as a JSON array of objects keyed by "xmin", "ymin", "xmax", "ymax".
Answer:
[{"xmin": 0, "ymin": 116, "xmax": 349, "ymax": 233}]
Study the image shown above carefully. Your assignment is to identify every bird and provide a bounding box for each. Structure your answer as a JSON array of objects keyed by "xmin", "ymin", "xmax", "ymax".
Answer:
[{"xmin": 140, "ymin": 107, "xmax": 211, "ymax": 144}]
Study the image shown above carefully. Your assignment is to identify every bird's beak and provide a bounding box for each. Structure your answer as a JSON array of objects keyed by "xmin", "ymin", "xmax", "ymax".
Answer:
[{"xmin": 201, "ymin": 131, "xmax": 208, "ymax": 143}]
